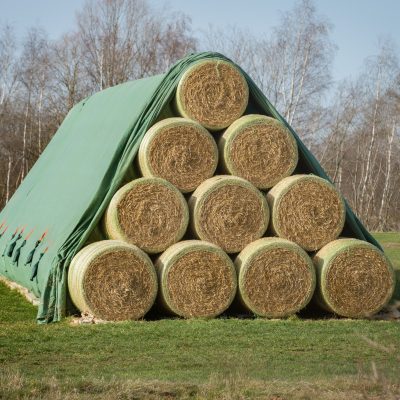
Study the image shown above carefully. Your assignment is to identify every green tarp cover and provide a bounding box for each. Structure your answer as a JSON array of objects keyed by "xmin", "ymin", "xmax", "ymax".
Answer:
[{"xmin": 0, "ymin": 52, "xmax": 380, "ymax": 323}]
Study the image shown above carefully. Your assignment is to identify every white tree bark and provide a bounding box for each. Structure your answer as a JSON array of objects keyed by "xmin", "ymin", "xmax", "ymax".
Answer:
[
  {"xmin": 377, "ymin": 122, "xmax": 396, "ymax": 229},
  {"xmin": 6, "ymin": 155, "xmax": 11, "ymax": 203},
  {"xmin": 359, "ymin": 74, "xmax": 381, "ymax": 217}
]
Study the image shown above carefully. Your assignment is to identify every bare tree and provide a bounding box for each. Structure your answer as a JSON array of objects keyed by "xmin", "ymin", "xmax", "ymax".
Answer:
[
  {"xmin": 0, "ymin": 1, "xmax": 197, "ymax": 209},
  {"xmin": 77, "ymin": 0, "xmax": 196, "ymax": 90},
  {"xmin": 356, "ymin": 40, "xmax": 399, "ymax": 226},
  {"xmin": 0, "ymin": 25, "xmax": 18, "ymax": 204},
  {"xmin": 318, "ymin": 81, "xmax": 361, "ymax": 191},
  {"xmin": 318, "ymin": 39, "xmax": 400, "ymax": 230},
  {"xmin": 48, "ymin": 33, "xmax": 85, "ymax": 122},
  {"xmin": 0, "ymin": 25, "xmax": 18, "ymax": 108},
  {"xmin": 0, "ymin": 1, "xmax": 399, "ymax": 232},
  {"xmin": 202, "ymin": 0, "xmax": 335, "ymax": 144},
  {"xmin": 17, "ymin": 28, "xmax": 51, "ymax": 178}
]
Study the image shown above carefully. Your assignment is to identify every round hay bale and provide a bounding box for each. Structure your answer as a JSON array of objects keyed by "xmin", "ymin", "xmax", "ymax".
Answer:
[
  {"xmin": 68, "ymin": 240, "xmax": 158, "ymax": 321},
  {"xmin": 175, "ymin": 59, "xmax": 249, "ymax": 131},
  {"xmin": 189, "ymin": 175, "xmax": 269, "ymax": 253},
  {"xmin": 235, "ymin": 237, "xmax": 315, "ymax": 318},
  {"xmin": 313, "ymin": 238, "xmax": 395, "ymax": 318},
  {"xmin": 155, "ymin": 240, "xmax": 237, "ymax": 318},
  {"xmin": 266, "ymin": 175, "xmax": 345, "ymax": 251},
  {"xmin": 138, "ymin": 117, "xmax": 218, "ymax": 193},
  {"xmin": 103, "ymin": 177, "xmax": 188, "ymax": 254},
  {"xmin": 219, "ymin": 114, "xmax": 298, "ymax": 189}
]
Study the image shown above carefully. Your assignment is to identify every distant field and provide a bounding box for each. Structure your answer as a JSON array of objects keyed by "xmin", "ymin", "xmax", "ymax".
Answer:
[
  {"xmin": 374, "ymin": 232, "xmax": 400, "ymax": 269},
  {"xmin": 374, "ymin": 232, "xmax": 400, "ymax": 300},
  {"xmin": 0, "ymin": 232, "xmax": 399, "ymax": 399}
]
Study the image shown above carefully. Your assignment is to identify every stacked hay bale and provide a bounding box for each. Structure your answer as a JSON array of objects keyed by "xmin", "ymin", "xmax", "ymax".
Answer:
[
  {"xmin": 155, "ymin": 240, "xmax": 237, "ymax": 318},
  {"xmin": 218, "ymin": 114, "xmax": 298, "ymax": 189},
  {"xmin": 68, "ymin": 240, "xmax": 158, "ymax": 321},
  {"xmin": 234, "ymin": 238, "xmax": 316, "ymax": 318},
  {"xmin": 174, "ymin": 59, "xmax": 249, "ymax": 131},
  {"xmin": 266, "ymin": 175, "xmax": 346, "ymax": 251},
  {"xmin": 188, "ymin": 175, "xmax": 270, "ymax": 253},
  {"xmin": 103, "ymin": 177, "xmax": 188, "ymax": 253},
  {"xmin": 313, "ymin": 239, "xmax": 395, "ymax": 318},
  {"xmin": 138, "ymin": 118, "xmax": 218, "ymax": 193},
  {"xmin": 68, "ymin": 57, "xmax": 394, "ymax": 321}
]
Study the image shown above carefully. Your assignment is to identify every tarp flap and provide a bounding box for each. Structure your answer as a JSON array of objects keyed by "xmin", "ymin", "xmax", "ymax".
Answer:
[{"xmin": 0, "ymin": 52, "xmax": 380, "ymax": 323}]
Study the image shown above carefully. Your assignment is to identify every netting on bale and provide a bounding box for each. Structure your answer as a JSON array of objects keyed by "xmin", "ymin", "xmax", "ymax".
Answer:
[
  {"xmin": 313, "ymin": 238, "xmax": 395, "ymax": 318},
  {"xmin": 68, "ymin": 240, "xmax": 158, "ymax": 321},
  {"xmin": 235, "ymin": 237, "xmax": 315, "ymax": 318},
  {"xmin": 103, "ymin": 177, "xmax": 188, "ymax": 254},
  {"xmin": 266, "ymin": 174, "xmax": 346, "ymax": 251},
  {"xmin": 189, "ymin": 175, "xmax": 270, "ymax": 253},
  {"xmin": 219, "ymin": 114, "xmax": 298, "ymax": 189},
  {"xmin": 174, "ymin": 59, "xmax": 249, "ymax": 131},
  {"xmin": 138, "ymin": 117, "xmax": 218, "ymax": 193},
  {"xmin": 155, "ymin": 240, "xmax": 237, "ymax": 318}
]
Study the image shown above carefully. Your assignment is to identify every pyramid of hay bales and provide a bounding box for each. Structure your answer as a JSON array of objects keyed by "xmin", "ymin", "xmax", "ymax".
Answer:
[
  {"xmin": 68, "ymin": 58, "xmax": 395, "ymax": 322},
  {"xmin": 0, "ymin": 52, "xmax": 394, "ymax": 323}
]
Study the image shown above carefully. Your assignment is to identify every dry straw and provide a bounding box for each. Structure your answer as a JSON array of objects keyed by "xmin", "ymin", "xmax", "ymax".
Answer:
[
  {"xmin": 138, "ymin": 117, "xmax": 218, "ymax": 193},
  {"xmin": 313, "ymin": 238, "xmax": 395, "ymax": 318},
  {"xmin": 235, "ymin": 237, "xmax": 316, "ymax": 318},
  {"xmin": 103, "ymin": 177, "xmax": 188, "ymax": 253},
  {"xmin": 189, "ymin": 175, "xmax": 269, "ymax": 253},
  {"xmin": 68, "ymin": 240, "xmax": 158, "ymax": 321},
  {"xmin": 155, "ymin": 240, "xmax": 237, "ymax": 318},
  {"xmin": 175, "ymin": 59, "xmax": 249, "ymax": 131},
  {"xmin": 266, "ymin": 174, "xmax": 346, "ymax": 251},
  {"xmin": 219, "ymin": 114, "xmax": 298, "ymax": 189}
]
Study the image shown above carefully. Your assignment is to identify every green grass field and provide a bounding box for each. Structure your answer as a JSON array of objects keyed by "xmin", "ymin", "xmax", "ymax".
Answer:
[{"xmin": 0, "ymin": 233, "xmax": 399, "ymax": 399}]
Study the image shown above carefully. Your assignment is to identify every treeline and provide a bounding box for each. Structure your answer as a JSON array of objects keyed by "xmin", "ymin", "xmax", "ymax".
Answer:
[{"xmin": 0, "ymin": 0, "xmax": 399, "ymax": 230}]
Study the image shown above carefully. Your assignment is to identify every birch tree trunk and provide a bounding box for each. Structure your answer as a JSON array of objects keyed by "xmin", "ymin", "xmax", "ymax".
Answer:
[
  {"xmin": 6, "ymin": 155, "xmax": 12, "ymax": 203},
  {"xmin": 377, "ymin": 122, "xmax": 396, "ymax": 230}
]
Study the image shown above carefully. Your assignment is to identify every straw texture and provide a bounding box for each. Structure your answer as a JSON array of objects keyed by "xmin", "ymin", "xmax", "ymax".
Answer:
[
  {"xmin": 68, "ymin": 240, "xmax": 158, "ymax": 321},
  {"xmin": 313, "ymin": 238, "xmax": 395, "ymax": 318},
  {"xmin": 189, "ymin": 175, "xmax": 269, "ymax": 253},
  {"xmin": 155, "ymin": 240, "xmax": 237, "ymax": 318},
  {"xmin": 266, "ymin": 174, "xmax": 346, "ymax": 251},
  {"xmin": 175, "ymin": 59, "xmax": 249, "ymax": 131},
  {"xmin": 138, "ymin": 117, "xmax": 218, "ymax": 193},
  {"xmin": 103, "ymin": 177, "xmax": 189, "ymax": 253},
  {"xmin": 219, "ymin": 114, "xmax": 298, "ymax": 189},
  {"xmin": 235, "ymin": 237, "xmax": 315, "ymax": 317}
]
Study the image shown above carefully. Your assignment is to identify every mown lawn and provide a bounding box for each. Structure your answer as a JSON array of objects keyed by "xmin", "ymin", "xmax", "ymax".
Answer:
[{"xmin": 0, "ymin": 233, "xmax": 399, "ymax": 399}]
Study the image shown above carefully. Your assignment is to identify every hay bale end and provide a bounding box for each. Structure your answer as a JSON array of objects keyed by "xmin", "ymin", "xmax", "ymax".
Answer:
[
  {"xmin": 68, "ymin": 240, "xmax": 158, "ymax": 321},
  {"xmin": 138, "ymin": 117, "xmax": 218, "ymax": 193},
  {"xmin": 266, "ymin": 174, "xmax": 346, "ymax": 251},
  {"xmin": 155, "ymin": 240, "xmax": 237, "ymax": 318},
  {"xmin": 103, "ymin": 177, "xmax": 189, "ymax": 253},
  {"xmin": 235, "ymin": 237, "xmax": 315, "ymax": 318},
  {"xmin": 219, "ymin": 114, "xmax": 298, "ymax": 189},
  {"xmin": 189, "ymin": 175, "xmax": 269, "ymax": 253},
  {"xmin": 313, "ymin": 238, "xmax": 395, "ymax": 318},
  {"xmin": 175, "ymin": 59, "xmax": 249, "ymax": 131}
]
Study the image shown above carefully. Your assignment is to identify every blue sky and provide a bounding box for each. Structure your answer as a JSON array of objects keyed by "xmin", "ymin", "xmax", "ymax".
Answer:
[{"xmin": 1, "ymin": 0, "xmax": 399, "ymax": 83}]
